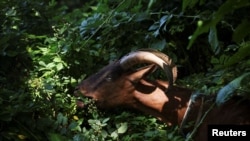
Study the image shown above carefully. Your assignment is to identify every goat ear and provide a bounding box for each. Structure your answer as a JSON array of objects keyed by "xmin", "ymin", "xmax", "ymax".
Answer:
[{"xmin": 128, "ymin": 64, "xmax": 157, "ymax": 82}]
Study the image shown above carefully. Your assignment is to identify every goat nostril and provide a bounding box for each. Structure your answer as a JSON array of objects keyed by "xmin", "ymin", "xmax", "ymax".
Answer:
[{"xmin": 74, "ymin": 87, "xmax": 88, "ymax": 97}]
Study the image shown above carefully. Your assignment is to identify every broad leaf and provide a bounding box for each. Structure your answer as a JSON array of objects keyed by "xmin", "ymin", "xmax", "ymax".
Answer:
[
  {"xmin": 208, "ymin": 26, "xmax": 219, "ymax": 54},
  {"xmin": 150, "ymin": 39, "xmax": 167, "ymax": 51},
  {"xmin": 216, "ymin": 73, "xmax": 250, "ymax": 106},
  {"xmin": 233, "ymin": 20, "xmax": 250, "ymax": 43},
  {"xmin": 187, "ymin": 0, "xmax": 250, "ymax": 49},
  {"xmin": 182, "ymin": 0, "xmax": 200, "ymax": 11},
  {"xmin": 212, "ymin": 43, "xmax": 250, "ymax": 69},
  {"xmin": 117, "ymin": 122, "xmax": 128, "ymax": 134}
]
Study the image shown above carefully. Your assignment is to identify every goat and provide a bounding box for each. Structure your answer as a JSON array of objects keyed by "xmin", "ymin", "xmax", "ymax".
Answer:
[{"xmin": 75, "ymin": 49, "xmax": 250, "ymax": 141}]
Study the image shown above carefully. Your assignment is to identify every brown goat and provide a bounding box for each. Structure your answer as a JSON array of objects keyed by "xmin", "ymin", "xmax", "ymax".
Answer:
[{"xmin": 75, "ymin": 49, "xmax": 250, "ymax": 141}]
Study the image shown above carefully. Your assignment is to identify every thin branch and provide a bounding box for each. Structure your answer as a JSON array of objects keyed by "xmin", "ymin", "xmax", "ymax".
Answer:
[{"xmin": 185, "ymin": 103, "xmax": 215, "ymax": 141}]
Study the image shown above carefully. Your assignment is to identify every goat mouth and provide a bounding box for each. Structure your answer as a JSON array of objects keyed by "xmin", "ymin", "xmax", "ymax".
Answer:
[
  {"xmin": 74, "ymin": 88, "xmax": 101, "ymax": 108},
  {"xmin": 76, "ymin": 96, "xmax": 98, "ymax": 109}
]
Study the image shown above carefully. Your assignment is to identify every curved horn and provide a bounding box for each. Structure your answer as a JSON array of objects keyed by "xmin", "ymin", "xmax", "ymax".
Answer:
[{"xmin": 119, "ymin": 49, "xmax": 177, "ymax": 87}]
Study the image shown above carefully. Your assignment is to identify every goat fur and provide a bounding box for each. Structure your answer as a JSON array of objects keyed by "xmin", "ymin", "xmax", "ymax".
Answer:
[{"xmin": 76, "ymin": 62, "xmax": 250, "ymax": 141}]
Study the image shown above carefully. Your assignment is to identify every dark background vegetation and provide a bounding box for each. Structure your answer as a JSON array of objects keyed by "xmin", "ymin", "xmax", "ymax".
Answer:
[{"xmin": 0, "ymin": 0, "xmax": 250, "ymax": 140}]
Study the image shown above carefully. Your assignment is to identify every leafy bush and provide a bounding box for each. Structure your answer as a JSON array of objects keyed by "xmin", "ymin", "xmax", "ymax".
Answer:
[{"xmin": 0, "ymin": 0, "xmax": 249, "ymax": 140}]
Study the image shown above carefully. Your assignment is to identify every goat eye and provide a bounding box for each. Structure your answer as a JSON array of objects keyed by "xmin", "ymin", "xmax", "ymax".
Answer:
[{"xmin": 105, "ymin": 76, "xmax": 112, "ymax": 82}]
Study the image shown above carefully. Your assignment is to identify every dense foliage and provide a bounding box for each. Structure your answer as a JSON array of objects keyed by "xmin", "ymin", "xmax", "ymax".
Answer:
[{"xmin": 0, "ymin": 0, "xmax": 249, "ymax": 140}]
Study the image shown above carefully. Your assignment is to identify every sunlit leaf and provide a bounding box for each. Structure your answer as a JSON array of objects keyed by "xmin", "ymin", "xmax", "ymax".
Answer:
[
  {"xmin": 17, "ymin": 134, "xmax": 27, "ymax": 140},
  {"xmin": 56, "ymin": 63, "xmax": 63, "ymax": 71},
  {"xmin": 111, "ymin": 131, "xmax": 118, "ymax": 139},
  {"xmin": 102, "ymin": 118, "xmax": 109, "ymax": 123},
  {"xmin": 117, "ymin": 122, "xmax": 128, "ymax": 134},
  {"xmin": 101, "ymin": 130, "xmax": 108, "ymax": 138},
  {"xmin": 47, "ymin": 62, "xmax": 56, "ymax": 69},
  {"xmin": 53, "ymin": 57, "xmax": 62, "ymax": 62}
]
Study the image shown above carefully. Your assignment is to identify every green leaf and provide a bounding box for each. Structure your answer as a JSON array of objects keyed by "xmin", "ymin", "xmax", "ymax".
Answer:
[
  {"xmin": 47, "ymin": 62, "xmax": 56, "ymax": 69},
  {"xmin": 56, "ymin": 63, "xmax": 63, "ymax": 71},
  {"xmin": 220, "ymin": 43, "xmax": 250, "ymax": 69},
  {"xmin": 111, "ymin": 131, "xmax": 118, "ymax": 139},
  {"xmin": 80, "ymin": 14, "xmax": 103, "ymax": 36},
  {"xmin": 56, "ymin": 113, "xmax": 68, "ymax": 126},
  {"xmin": 208, "ymin": 26, "xmax": 219, "ymax": 54},
  {"xmin": 187, "ymin": 0, "xmax": 250, "ymax": 49},
  {"xmin": 159, "ymin": 15, "xmax": 172, "ymax": 30},
  {"xmin": 117, "ymin": 122, "xmax": 128, "ymax": 134},
  {"xmin": 187, "ymin": 20, "xmax": 212, "ymax": 49},
  {"xmin": 134, "ymin": 12, "xmax": 149, "ymax": 22},
  {"xmin": 116, "ymin": 0, "xmax": 131, "ymax": 12},
  {"xmin": 216, "ymin": 73, "xmax": 250, "ymax": 106},
  {"xmin": 88, "ymin": 119, "xmax": 96, "ymax": 124},
  {"xmin": 150, "ymin": 39, "xmax": 166, "ymax": 51},
  {"xmin": 147, "ymin": 0, "xmax": 155, "ymax": 11},
  {"xmin": 211, "ymin": 54, "xmax": 229, "ymax": 69},
  {"xmin": 48, "ymin": 133, "xmax": 67, "ymax": 141},
  {"xmin": 233, "ymin": 20, "xmax": 250, "ymax": 43},
  {"xmin": 101, "ymin": 130, "xmax": 108, "ymax": 138},
  {"xmin": 69, "ymin": 119, "xmax": 83, "ymax": 132},
  {"xmin": 182, "ymin": 0, "xmax": 200, "ymax": 11},
  {"xmin": 27, "ymin": 34, "xmax": 46, "ymax": 39},
  {"xmin": 39, "ymin": 61, "xmax": 46, "ymax": 67},
  {"xmin": 102, "ymin": 118, "xmax": 109, "ymax": 123},
  {"xmin": 53, "ymin": 57, "xmax": 62, "ymax": 62}
]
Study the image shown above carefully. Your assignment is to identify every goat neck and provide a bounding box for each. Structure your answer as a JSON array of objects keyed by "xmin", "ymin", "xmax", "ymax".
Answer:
[{"xmin": 129, "ymin": 78, "xmax": 193, "ymax": 126}]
